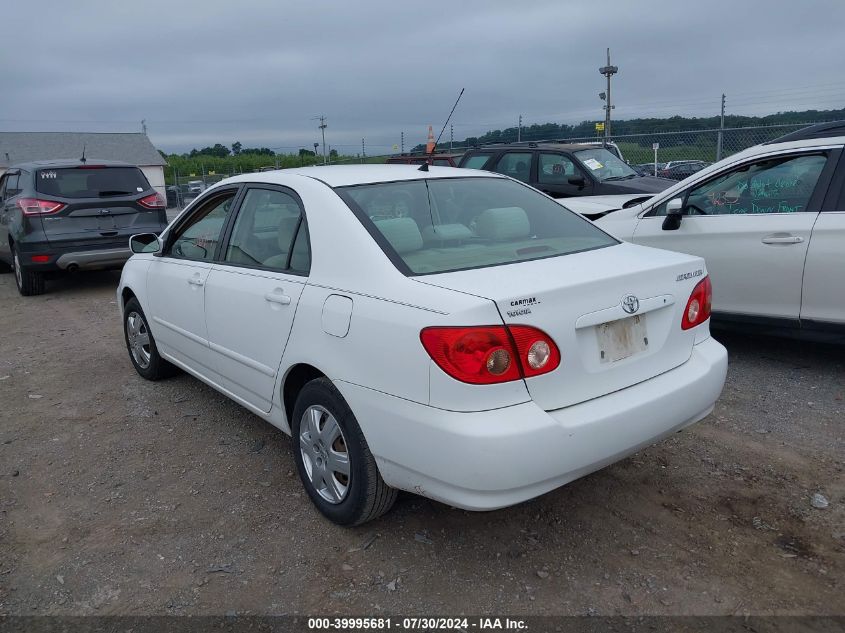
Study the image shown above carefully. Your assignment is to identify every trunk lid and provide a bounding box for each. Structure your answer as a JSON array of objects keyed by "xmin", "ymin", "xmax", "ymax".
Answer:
[
  {"xmin": 35, "ymin": 166, "xmax": 165, "ymax": 248},
  {"xmin": 415, "ymin": 242, "xmax": 707, "ymax": 410}
]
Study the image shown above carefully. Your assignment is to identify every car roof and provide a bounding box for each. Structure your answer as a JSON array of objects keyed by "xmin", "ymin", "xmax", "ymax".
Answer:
[
  {"xmin": 7, "ymin": 158, "xmax": 136, "ymax": 170},
  {"xmin": 219, "ymin": 164, "xmax": 503, "ymax": 188}
]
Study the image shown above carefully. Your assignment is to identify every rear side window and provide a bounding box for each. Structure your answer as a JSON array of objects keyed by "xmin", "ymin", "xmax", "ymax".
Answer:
[
  {"xmin": 461, "ymin": 154, "xmax": 493, "ymax": 170},
  {"xmin": 494, "ymin": 152, "xmax": 532, "ymax": 183},
  {"xmin": 35, "ymin": 167, "xmax": 151, "ymax": 199},
  {"xmin": 336, "ymin": 177, "xmax": 617, "ymax": 275}
]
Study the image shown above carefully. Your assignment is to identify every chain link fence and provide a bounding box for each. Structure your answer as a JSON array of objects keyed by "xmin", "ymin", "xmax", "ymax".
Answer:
[{"xmin": 163, "ymin": 122, "xmax": 822, "ymax": 208}]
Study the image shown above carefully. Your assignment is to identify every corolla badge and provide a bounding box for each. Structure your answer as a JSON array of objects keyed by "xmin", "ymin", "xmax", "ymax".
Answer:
[{"xmin": 621, "ymin": 294, "xmax": 640, "ymax": 314}]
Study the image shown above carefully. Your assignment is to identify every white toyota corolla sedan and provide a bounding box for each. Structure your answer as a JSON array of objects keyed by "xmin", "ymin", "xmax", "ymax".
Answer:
[{"xmin": 118, "ymin": 165, "xmax": 727, "ymax": 525}]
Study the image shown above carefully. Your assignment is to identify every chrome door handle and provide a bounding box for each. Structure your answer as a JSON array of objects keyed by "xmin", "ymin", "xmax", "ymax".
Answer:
[
  {"xmin": 187, "ymin": 277, "xmax": 204, "ymax": 286},
  {"xmin": 265, "ymin": 291, "xmax": 291, "ymax": 305},
  {"xmin": 762, "ymin": 235, "xmax": 804, "ymax": 245}
]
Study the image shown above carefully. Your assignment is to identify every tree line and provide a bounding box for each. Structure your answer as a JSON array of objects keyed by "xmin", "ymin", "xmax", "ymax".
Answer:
[{"xmin": 410, "ymin": 108, "xmax": 845, "ymax": 152}]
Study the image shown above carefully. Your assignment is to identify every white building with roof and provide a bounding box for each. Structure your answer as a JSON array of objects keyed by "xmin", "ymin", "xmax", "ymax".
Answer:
[{"xmin": 0, "ymin": 132, "xmax": 167, "ymax": 199}]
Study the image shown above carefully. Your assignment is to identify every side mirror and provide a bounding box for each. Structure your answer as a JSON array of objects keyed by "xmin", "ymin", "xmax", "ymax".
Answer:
[
  {"xmin": 661, "ymin": 198, "xmax": 684, "ymax": 231},
  {"xmin": 568, "ymin": 176, "xmax": 586, "ymax": 188},
  {"xmin": 129, "ymin": 233, "xmax": 162, "ymax": 254}
]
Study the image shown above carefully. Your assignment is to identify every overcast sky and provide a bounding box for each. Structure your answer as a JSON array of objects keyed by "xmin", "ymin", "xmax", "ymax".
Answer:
[{"xmin": 3, "ymin": 0, "xmax": 844, "ymax": 154}]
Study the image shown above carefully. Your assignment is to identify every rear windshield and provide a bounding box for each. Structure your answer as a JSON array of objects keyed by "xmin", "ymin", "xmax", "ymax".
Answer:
[
  {"xmin": 336, "ymin": 177, "xmax": 617, "ymax": 275},
  {"xmin": 35, "ymin": 167, "xmax": 151, "ymax": 199}
]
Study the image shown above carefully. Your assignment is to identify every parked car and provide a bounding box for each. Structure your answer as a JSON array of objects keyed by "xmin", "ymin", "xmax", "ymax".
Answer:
[
  {"xmin": 386, "ymin": 153, "xmax": 462, "ymax": 167},
  {"xmin": 634, "ymin": 162, "xmax": 666, "ymax": 176},
  {"xmin": 165, "ymin": 185, "xmax": 184, "ymax": 208},
  {"xmin": 561, "ymin": 194, "xmax": 656, "ymax": 220},
  {"xmin": 659, "ymin": 161, "xmax": 710, "ymax": 180},
  {"xmin": 596, "ymin": 121, "xmax": 845, "ymax": 341},
  {"xmin": 118, "ymin": 165, "xmax": 727, "ymax": 525},
  {"xmin": 187, "ymin": 180, "xmax": 205, "ymax": 194},
  {"xmin": 0, "ymin": 159, "xmax": 167, "ymax": 296},
  {"xmin": 459, "ymin": 143, "xmax": 674, "ymax": 199}
]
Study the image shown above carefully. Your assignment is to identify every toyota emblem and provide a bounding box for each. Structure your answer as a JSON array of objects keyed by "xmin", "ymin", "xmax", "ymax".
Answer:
[{"xmin": 621, "ymin": 294, "xmax": 640, "ymax": 314}]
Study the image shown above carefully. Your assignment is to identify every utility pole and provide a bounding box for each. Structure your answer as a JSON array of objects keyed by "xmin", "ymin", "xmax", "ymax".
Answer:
[
  {"xmin": 716, "ymin": 93, "xmax": 726, "ymax": 161},
  {"xmin": 314, "ymin": 115, "xmax": 328, "ymax": 165},
  {"xmin": 599, "ymin": 48, "xmax": 618, "ymax": 147},
  {"xmin": 141, "ymin": 119, "xmax": 147, "ymax": 135},
  {"xmin": 400, "ymin": 131, "xmax": 404, "ymax": 154},
  {"xmin": 362, "ymin": 138, "xmax": 366, "ymax": 163},
  {"xmin": 450, "ymin": 124, "xmax": 454, "ymax": 152},
  {"xmin": 518, "ymin": 114, "xmax": 522, "ymax": 142}
]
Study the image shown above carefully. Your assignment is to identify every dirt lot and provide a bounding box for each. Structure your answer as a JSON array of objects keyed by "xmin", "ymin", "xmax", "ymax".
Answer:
[{"xmin": 0, "ymin": 271, "xmax": 842, "ymax": 617}]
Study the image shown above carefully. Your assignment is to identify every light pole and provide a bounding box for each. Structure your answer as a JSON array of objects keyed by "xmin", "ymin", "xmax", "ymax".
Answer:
[
  {"xmin": 313, "ymin": 116, "xmax": 328, "ymax": 165},
  {"xmin": 599, "ymin": 48, "xmax": 618, "ymax": 146}
]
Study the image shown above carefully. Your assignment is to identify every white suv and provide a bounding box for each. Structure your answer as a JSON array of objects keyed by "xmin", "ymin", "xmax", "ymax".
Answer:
[{"xmin": 596, "ymin": 121, "xmax": 845, "ymax": 342}]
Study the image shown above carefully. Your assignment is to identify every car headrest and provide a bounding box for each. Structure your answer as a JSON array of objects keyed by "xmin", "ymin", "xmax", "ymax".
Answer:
[
  {"xmin": 421, "ymin": 223, "xmax": 473, "ymax": 244},
  {"xmin": 374, "ymin": 217, "xmax": 423, "ymax": 254},
  {"xmin": 475, "ymin": 207, "xmax": 530, "ymax": 240}
]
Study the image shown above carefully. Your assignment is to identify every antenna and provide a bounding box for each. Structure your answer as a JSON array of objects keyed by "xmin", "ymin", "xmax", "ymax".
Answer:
[
  {"xmin": 80, "ymin": 144, "xmax": 87, "ymax": 164},
  {"xmin": 419, "ymin": 88, "xmax": 464, "ymax": 172}
]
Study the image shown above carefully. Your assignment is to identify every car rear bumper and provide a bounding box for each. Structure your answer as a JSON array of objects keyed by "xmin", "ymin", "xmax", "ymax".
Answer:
[
  {"xmin": 15, "ymin": 240, "xmax": 134, "ymax": 272},
  {"xmin": 335, "ymin": 336, "xmax": 727, "ymax": 511},
  {"xmin": 55, "ymin": 248, "xmax": 132, "ymax": 270}
]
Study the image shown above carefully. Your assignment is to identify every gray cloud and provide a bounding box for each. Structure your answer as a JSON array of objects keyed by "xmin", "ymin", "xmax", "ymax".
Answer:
[{"xmin": 3, "ymin": 0, "xmax": 844, "ymax": 153}]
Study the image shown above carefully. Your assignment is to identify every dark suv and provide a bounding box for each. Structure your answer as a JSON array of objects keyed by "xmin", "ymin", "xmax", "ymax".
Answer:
[
  {"xmin": 458, "ymin": 143, "xmax": 673, "ymax": 198},
  {"xmin": 0, "ymin": 159, "xmax": 168, "ymax": 296}
]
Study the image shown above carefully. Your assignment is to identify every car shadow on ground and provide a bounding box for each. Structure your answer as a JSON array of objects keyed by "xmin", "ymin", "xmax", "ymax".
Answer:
[{"xmin": 40, "ymin": 270, "xmax": 122, "ymax": 297}]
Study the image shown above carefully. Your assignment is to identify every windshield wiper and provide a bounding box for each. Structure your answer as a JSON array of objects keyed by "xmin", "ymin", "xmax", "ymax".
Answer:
[
  {"xmin": 603, "ymin": 174, "xmax": 637, "ymax": 181},
  {"xmin": 98, "ymin": 190, "xmax": 133, "ymax": 196}
]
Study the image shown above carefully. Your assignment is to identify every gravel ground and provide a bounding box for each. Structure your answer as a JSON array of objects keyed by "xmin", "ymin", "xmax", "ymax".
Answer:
[{"xmin": 0, "ymin": 270, "xmax": 842, "ymax": 617}]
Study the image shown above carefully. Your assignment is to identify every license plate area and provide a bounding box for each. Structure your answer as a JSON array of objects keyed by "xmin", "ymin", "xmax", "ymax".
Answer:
[{"xmin": 596, "ymin": 314, "xmax": 648, "ymax": 363}]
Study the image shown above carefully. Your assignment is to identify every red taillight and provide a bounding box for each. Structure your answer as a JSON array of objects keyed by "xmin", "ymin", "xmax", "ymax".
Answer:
[
  {"xmin": 31, "ymin": 255, "xmax": 51, "ymax": 263},
  {"xmin": 17, "ymin": 198, "xmax": 65, "ymax": 216},
  {"xmin": 508, "ymin": 325, "xmax": 562, "ymax": 378},
  {"xmin": 682, "ymin": 276, "xmax": 712, "ymax": 330},
  {"xmin": 138, "ymin": 193, "xmax": 166, "ymax": 209},
  {"xmin": 420, "ymin": 325, "xmax": 560, "ymax": 385}
]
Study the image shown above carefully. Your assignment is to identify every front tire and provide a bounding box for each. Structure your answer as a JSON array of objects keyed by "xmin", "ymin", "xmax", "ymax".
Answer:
[
  {"xmin": 12, "ymin": 245, "xmax": 45, "ymax": 296},
  {"xmin": 123, "ymin": 298, "xmax": 177, "ymax": 380},
  {"xmin": 292, "ymin": 378, "xmax": 397, "ymax": 526}
]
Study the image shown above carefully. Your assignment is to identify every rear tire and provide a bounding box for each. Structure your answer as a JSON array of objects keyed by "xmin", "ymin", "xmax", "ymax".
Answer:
[
  {"xmin": 123, "ymin": 298, "xmax": 178, "ymax": 380},
  {"xmin": 292, "ymin": 378, "xmax": 397, "ymax": 526},
  {"xmin": 12, "ymin": 245, "xmax": 45, "ymax": 296}
]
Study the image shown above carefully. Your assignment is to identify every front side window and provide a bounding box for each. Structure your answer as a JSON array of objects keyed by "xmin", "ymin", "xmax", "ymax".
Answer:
[
  {"xmin": 35, "ymin": 167, "xmax": 151, "ymax": 198},
  {"xmin": 336, "ymin": 177, "xmax": 617, "ymax": 275},
  {"xmin": 224, "ymin": 188, "xmax": 305, "ymax": 271},
  {"xmin": 169, "ymin": 192, "xmax": 235, "ymax": 261},
  {"xmin": 538, "ymin": 153, "xmax": 580, "ymax": 184},
  {"xmin": 462, "ymin": 154, "xmax": 493, "ymax": 170},
  {"xmin": 494, "ymin": 152, "xmax": 532, "ymax": 182},
  {"xmin": 573, "ymin": 148, "xmax": 636, "ymax": 182},
  {"xmin": 649, "ymin": 154, "xmax": 828, "ymax": 216}
]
